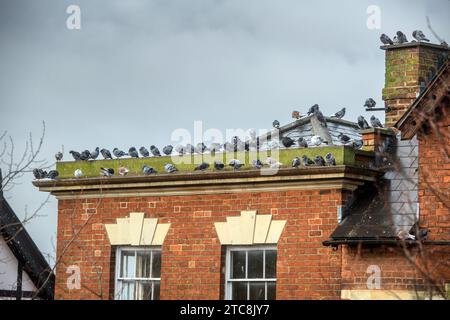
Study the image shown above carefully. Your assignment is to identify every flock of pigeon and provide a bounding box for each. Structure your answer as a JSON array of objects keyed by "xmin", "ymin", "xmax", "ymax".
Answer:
[{"xmin": 380, "ymin": 30, "xmax": 448, "ymax": 47}]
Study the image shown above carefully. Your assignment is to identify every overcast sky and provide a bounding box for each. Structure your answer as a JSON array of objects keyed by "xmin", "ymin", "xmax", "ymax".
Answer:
[{"xmin": 1, "ymin": 0, "xmax": 449, "ymax": 264}]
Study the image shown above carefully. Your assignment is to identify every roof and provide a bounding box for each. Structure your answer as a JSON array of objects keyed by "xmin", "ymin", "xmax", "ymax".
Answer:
[{"xmin": 0, "ymin": 170, "xmax": 55, "ymax": 299}]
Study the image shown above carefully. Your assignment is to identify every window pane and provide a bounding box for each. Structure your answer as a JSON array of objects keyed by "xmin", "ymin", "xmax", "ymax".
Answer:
[
  {"xmin": 249, "ymin": 282, "xmax": 265, "ymax": 300},
  {"xmin": 231, "ymin": 251, "xmax": 246, "ymax": 279},
  {"xmin": 265, "ymin": 250, "xmax": 277, "ymax": 278},
  {"xmin": 267, "ymin": 282, "xmax": 276, "ymax": 300},
  {"xmin": 121, "ymin": 281, "xmax": 134, "ymax": 300},
  {"xmin": 136, "ymin": 252, "xmax": 151, "ymax": 278},
  {"xmin": 247, "ymin": 250, "xmax": 263, "ymax": 279},
  {"xmin": 152, "ymin": 251, "xmax": 161, "ymax": 278},
  {"xmin": 136, "ymin": 281, "xmax": 152, "ymax": 300},
  {"xmin": 153, "ymin": 282, "xmax": 160, "ymax": 300},
  {"xmin": 232, "ymin": 282, "xmax": 248, "ymax": 300},
  {"xmin": 121, "ymin": 251, "xmax": 136, "ymax": 278}
]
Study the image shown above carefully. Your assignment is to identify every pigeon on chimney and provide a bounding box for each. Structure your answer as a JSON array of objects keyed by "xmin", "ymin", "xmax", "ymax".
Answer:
[
  {"xmin": 90, "ymin": 147, "xmax": 100, "ymax": 160},
  {"xmin": 314, "ymin": 156, "xmax": 325, "ymax": 166},
  {"xmin": 195, "ymin": 162, "xmax": 210, "ymax": 171},
  {"xmin": 164, "ymin": 163, "xmax": 178, "ymax": 173},
  {"xmin": 281, "ymin": 136, "xmax": 295, "ymax": 148},
  {"xmin": 195, "ymin": 142, "xmax": 208, "ymax": 154},
  {"xmin": 47, "ymin": 170, "xmax": 59, "ymax": 180},
  {"xmin": 113, "ymin": 148, "xmax": 127, "ymax": 158},
  {"xmin": 100, "ymin": 167, "xmax": 114, "ymax": 177},
  {"xmin": 142, "ymin": 165, "xmax": 157, "ymax": 175},
  {"xmin": 252, "ymin": 159, "xmax": 263, "ymax": 169},
  {"xmin": 150, "ymin": 145, "xmax": 161, "ymax": 157},
  {"xmin": 307, "ymin": 104, "xmax": 319, "ymax": 116},
  {"xmin": 74, "ymin": 169, "xmax": 83, "ymax": 178},
  {"xmin": 163, "ymin": 145, "xmax": 173, "ymax": 156},
  {"xmin": 69, "ymin": 150, "xmax": 82, "ymax": 161},
  {"xmin": 370, "ymin": 115, "xmax": 384, "ymax": 128},
  {"xmin": 357, "ymin": 115, "xmax": 371, "ymax": 130},
  {"xmin": 229, "ymin": 159, "xmax": 244, "ymax": 170},
  {"xmin": 33, "ymin": 168, "xmax": 46, "ymax": 180},
  {"xmin": 55, "ymin": 151, "xmax": 63, "ymax": 161},
  {"xmin": 364, "ymin": 98, "xmax": 376, "ymax": 109},
  {"xmin": 412, "ymin": 30, "xmax": 429, "ymax": 42},
  {"xmin": 175, "ymin": 145, "xmax": 185, "ymax": 156},
  {"xmin": 101, "ymin": 148, "xmax": 113, "ymax": 160},
  {"xmin": 325, "ymin": 153, "xmax": 336, "ymax": 166},
  {"xmin": 292, "ymin": 157, "xmax": 301, "ymax": 168},
  {"xmin": 396, "ymin": 31, "xmax": 408, "ymax": 44},
  {"xmin": 272, "ymin": 120, "xmax": 280, "ymax": 129},
  {"xmin": 352, "ymin": 139, "xmax": 364, "ymax": 150},
  {"xmin": 128, "ymin": 147, "xmax": 139, "ymax": 158},
  {"xmin": 80, "ymin": 150, "xmax": 91, "ymax": 161},
  {"xmin": 331, "ymin": 108, "xmax": 346, "ymax": 119},
  {"xmin": 302, "ymin": 155, "xmax": 315, "ymax": 166},
  {"xmin": 139, "ymin": 146, "xmax": 150, "ymax": 157},
  {"xmin": 297, "ymin": 137, "xmax": 308, "ymax": 148},
  {"xmin": 214, "ymin": 161, "xmax": 225, "ymax": 170},
  {"xmin": 380, "ymin": 33, "xmax": 394, "ymax": 45}
]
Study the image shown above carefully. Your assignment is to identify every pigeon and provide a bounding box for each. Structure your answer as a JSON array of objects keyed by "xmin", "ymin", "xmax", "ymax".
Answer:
[
  {"xmin": 357, "ymin": 115, "xmax": 371, "ymax": 130},
  {"xmin": 100, "ymin": 167, "xmax": 114, "ymax": 177},
  {"xmin": 364, "ymin": 98, "xmax": 376, "ymax": 109},
  {"xmin": 352, "ymin": 139, "xmax": 364, "ymax": 150},
  {"xmin": 370, "ymin": 115, "xmax": 384, "ymax": 128},
  {"xmin": 163, "ymin": 145, "xmax": 173, "ymax": 156},
  {"xmin": 331, "ymin": 108, "xmax": 346, "ymax": 119},
  {"xmin": 272, "ymin": 120, "xmax": 280, "ymax": 129},
  {"xmin": 195, "ymin": 162, "xmax": 210, "ymax": 171},
  {"xmin": 101, "ymin": 148, "xmax": 113, "ymax": 160},
  {"xmin": 292, "ymin": 110, "xmax": 301, "ymax": 119},
  {"xmin": 74, "ymin": 169, "xmax": 83, "ymax": 178},
  {"xmin": 214, "ymin": 161, "xmax": 225, "ymax": 170},
  {"xmin": 175, "ymin": 145, "xmax": 185, "ymax": 156},
  {"xmin": 143, "ymin": 165, "xmax": 157, "ymax": 175},
  {"xmin": 90, "ymin": 147, "xmax": 100, "ymax": 160},
  {"xmin": 252, "ymin": 159, "xmax": 263, "ymax": 169},
  {"xmin": 307, "ymin": 104, "xmax": 319, "ymax": 116},
  {"xmin": 302, "ymin": 155, "xmax": 315, "ymax": 166},
  {"xmin": 195, "ymin": 142, "xmax": 208, "ymax": 154},
  {"xmin": 80, "ymin": 150, "xmax": 91, "ymax": 161},
  {"xmin": 396, "ymin": 31, "xmax": 408, "ymax": 44},
  {"xmin": 281, "ymin": 136, "xmax": 295, "ymax": 148},
  {"xmin": 325, "ymin": 153, "xmax": 336, "ymax": 166},
  {"xmin": 69, "ymin": 150, "xmax": 82, "ymax": 161},
  {"xmin": 311, "ymin": 135, "xmax": 326, "ymax": 146},
  {"xmin": 55, "ymin": 151, "xmax": 63, "ymax": 161},
  {"xmin": 338, "ymin": 133, "xmax": 351, "ymax": 144},
  {"xmin": 164, "ymin": 163, "xmax": 178, "ymax": 173},
  {"xmin": 229, "ymin": 159, "xmax": 244, "ymax": 170},
  {"xmin": 412, "ymin": 30, "xmax": 429, "ymax": 42},
  {"xmin": 314, "ymin": 110, "xmax": 327, "ymax": 127},
  {"xmin": 128, "ymin": 147, "xmax": 139, "ymax": 158},
  {"xmin": 380, "ymin": 33, "xmax": 394, "ymax": 45},
  {"xmin": 292, "ymin": 157, "xmax": 301, "ymax": 168},
  {"xmin": 397, "ymin": 230, "xmax": 415, "ymax": 241},
  {"xmin": 113, "ymin": 148, "xmax": 127, "ymax": 158},
  {"xmin": 185, "ymin": 144, "xmax": 195, "ymax": 154},
  {"xmin": 210, "ymin": 143, "xmax": 222, "ymax": 156},
  {"xmin": 118, "ymin": 166, "xmax": 129, "ymax": 176},
  {"xmin": 47, "ymin": 170, "xmax": 59, "ymax": 180},
  {"xmin": 297, "ymin": 137, "xmax": 308, "ymax": 148},
  {"xmin": 33, "ymin": 168, "xmax": 46, "ymax": 180},
  {"xmin": 150, "ymin": 145, "xmax": 161, "ymax": 157},
  {"xmin": 139, "ymin": 146, "xmax": 150, "ymax": 157},
  {"xmin": 314, "ymin": 156, "xmax": 325, "ymax": 166}
]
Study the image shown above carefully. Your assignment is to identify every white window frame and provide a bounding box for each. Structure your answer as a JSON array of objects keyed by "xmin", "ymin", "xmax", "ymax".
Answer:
[
  {"xmin": 225, "ymin": 245, "xmax": 277, "ymax": 300},
  {"xmin": 114, "ymin": 246, "xmax": 161, "ymax": 300}
]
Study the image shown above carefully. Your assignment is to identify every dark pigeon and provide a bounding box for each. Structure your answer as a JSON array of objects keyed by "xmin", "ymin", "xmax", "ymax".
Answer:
[
  {"xmin": 370, "ymin": 115, "xmax": 384, "ymax": 128},
  {"xmin": 128, "ymin": 147, "xmax": 139, "ymax": 158},
  {"xmin": 314, "ymin": 156, "xmax": 325, "ymax": 166},
  {"xmin": 214, "ymin": 161, "xmax": 225, "ymax": 170},
  {"xmin": 55, "ymin": 151, "xmax": 63, "ymax": 161},
  {"xmin": 80, "ymin": 150, "xmax": 91, "ymax": 161},
  {"xmin": 364, "ymin": 98, "xmax": 376, "ymax": 109},
  {"xmin": 47, "ymin": 170, "xmax": 59, "ymax": 180},
  {"xmin": 69, "ymin": 150, "xmax": 82, "ymax": 161},
  {"xmin": 325, "ymin": 153, "xmax": 336, "ymax": 166},
  {"xmin": 331, "ymin": 108, "xmax": 346, "ymax": 119},
  {"xmin": 352, "ymin": 139, "xmax": 364, "ymax": 150},
  {"xmin": 314, "ymin": 110, "xmax": 327, "ymax": 127},
  {"xmin": 281, "ymin": 136, "xmax": 295, "ymax": 148},
  {"xmin": 412, "ymin": 30, "xmax": 429, "ymax": 42},
  {"xmin": 396, "ymin": 31, "xmax": 408, "ymax": 44},
  {"xmin": 338, "ymin": 133, "xmax": 351, "ymax": 144},
  {"xmin": 150, "ymin": 145, "xmax": 161, "ymax": 157},
  {"xmin": 298, "ymin": 137, "xmax": 308, "ymax": 148},
  {"xmin": 302, "ymin": 155, "xmax": 315, "ymax": 166},
  {"xmin": 139, "ymin": 146, "xmax": 150, "ymax": 157},
  {"xmin": 100, "ymin": 167, "xmax": 114, "ymax": 177},
  {"xmin": 292, "ymin": 157, "xmax": 301, "ymax": 168},
  {"xmin": 195, "ymin": 162, "xmax": 210, "ymax": 171},
  {"xmin": 163, "ymin": 145, "xmax": 173, "ymax": 156},
  {"xmin": 307, "ymin": 104, "xmax": 319, "ymax": 116},
  {"xmin": 101, "ymin": 148, "xmax": 113, "ymax": 160},
  {"xmin": 113, "ymin": 148, "xmax": 128, "ymax": 158},
  {"xmin": 143, "ymin": 164, "xmax": 157, "ymax": 175},
  {"xmin": 90, "ymin": 147, "xmax": 100, "ymax": 160},
  {"xmin": 380, "ymin": 33, "xmax": 394, "ymax": 45},
  {"xmin": 357, "ymin": 116, "xmax": 371, "ymax": 130},
  {"xmin": 33, "ymin": 168, "xmax": 46, "ymax": 180},
  {"xmin": 272, "ymin": 120, "xmax": 280, "ymax": 129}
]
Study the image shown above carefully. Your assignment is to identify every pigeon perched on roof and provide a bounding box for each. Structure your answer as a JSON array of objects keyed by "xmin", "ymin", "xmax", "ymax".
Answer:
[
  {"xmin": 101, "ymin": 148, "xmax": 113, "ymax": 160},
  {"xmin": 331, "ymin": 108, "xmax": 346, "ymax": 119},
  {"xmin": 292, "ymin": 157, "xmax": 301, "ymax": 168},
  {"xmin": 412, "ymin": 30, "xmax": 429, "ymax": 42},
  {"xmin": 55, "ymin": 151, "xmax": 63, "ymax": 161},
  {"xmin": 314, "ymin": 110, "xmax": 327, "ymax": 127},
  {"xmin": 214, "ymin": 161, "xmax": 225, "ymax": 170},
  {"xmin": 292, "ymin": 110, "xmax": 301, "ymax": 119},
  {"xmin": 325, "ymin": 153, "xmax": 336, "ymax": 166},
  {"xmin": 118, "ymin": 166, "xmax": 129, "ymax": 176},
  {"xmin": 302, "ymin": 155, "xmax": 315, "ymax": 166},
  {"xmin": 338, "ymin": 133, "xmax": 351, "ymax": 144},
  {"xmin": 128, "ymin": 147, "xmax": 139, "ymax": 158},
  {"xmin": 139, "ymin": 146, "xmax": 150, "ymax": 157},
  {"xmin": 364, "ymin": 98, "xmax": 376, "ymax": 109},
  {"xmin": 229, "ymin": 159, "xmax": 244, "ymax": 170},
  {"xmin": 175, "ymin": 145, "xmax": 185, "ymax": 156},
  {"xmin": 281, "ymin": 136, "xmax": 295, "ymax": 148},
  {"xmin": 380, "ymin": 33, "xmax": 394, "ymax": 45},
  {"xmin": 370, "ymin": 115, "xmax": 384, "ymax": 128},
  {"xmin": 195, "ymin": 143, "xmax": 208, "ymax": 154},
  {"xmin": 90, "ymin": 147, "xmax": 100, "ymax": 160},
  {"xmin": 307, "ymin": 104, "xmax": 319, "ymax": 116},
  {"xmin": 396, "ymin": 31, "xmax": 408, "ymax": 44},
  {"xmin": 100, "ymin": 167, "xmax": 114, "ymax": 177},
  {"xmin": 74, "ymin": 169, "xmax": 83, "ymax": 178},
  {"xmin": 80, "ymin": 150, "xmax": 91, "ymax": 161},
  {"xmin": 113, "ymin": 148, "xmax": 127, "ymax": 158},
  {"xmin": 357, "ymin": 116, "xmax": 371, "ymax": 130},
  {"xmin": 314, "ymin": 156, "xmax": 325, "ymax": 166},
  {"xmin": 311, "ymin": 135, "xmax": 326, "ymax": 146},
  {"xmin": 297, "ymin": 137, "xmax": 308, "ymax": 148},
  {"xmin": 272, "ymin": 120, "xmax": 280, "ymax": 129},
  {"xmin": 163, "ymin": 145, "xmax": 173, "ymax": 156},
  {"xmin": 47, "ymin": 170, "xmax": 59, "ymax": 180},
  {"xmin": 150, "ymin": 145, "xmax": 161, "ymax": 157},
  {"xmin": 142, "ymin": 164, "xmax": 157, "ymax": 175},
  {"xmin": 164, "ymin": 163, "xmax": 178, "ymax": 173},
  {"xmin": 195, "ymin": 162, "xmax": 210, "ymax": 171},
  {"xmin": 33, "ymin": 168, "xmax": 46, "ymax": 180},
  {"xmin": 352, "ymin": 139, "xmax": 364, "ymax": 150},
  {"xmin": 69, "ymin": 150, "xmax": 82, "ymax": 161},
  {"xmin": 251, "ymin": 159, "xmax": 263, "ymax": 169}
]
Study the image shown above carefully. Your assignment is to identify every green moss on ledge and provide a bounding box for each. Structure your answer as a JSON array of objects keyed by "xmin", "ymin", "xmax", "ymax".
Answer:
[{"xmin": 55, "ymin": 146, "xmax": 369, "ymax": 179}]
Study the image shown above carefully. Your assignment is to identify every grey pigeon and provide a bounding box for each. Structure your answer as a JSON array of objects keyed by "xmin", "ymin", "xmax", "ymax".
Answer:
[
  {"xmin": 396, "ymin": 31, "xmax": 408, "ymax": 44},
  {"xmin": 164, "ymin": 163, "xmax": 178, "ymax": 173},
  {"xmin": 100, "ymin": 167, "xmax": 114, "ymax": 177},
  {"xmin": 357, "ymin": 115, "xmax": 371, "ymax": 129},
  {"xmin": 393, "ymin": 35, "xmax": 400, "ymax": 44},
  {"xmin": 229, "ymin": 159, "xmax": 244, "ymax": 170},
  {"xmin": 139, "ymin": 146, "xmax": 150, "ymax": 157},
  {"xmin": 281, "ymin": 136, "xmax": 295, "ymax": 148},
  {"xmin": 331, "ymin": 108, "xmax": 346, "ymax": 119},
  {"xmin": 352, "ymin": 139, "xmax": 364, "ymax": 150},
  {"xmin": 325, "ymin": 153, "xmax": 336, "ymax": 166},
  {"xmin": 314, "ymin": 110, "xmax": 327, "ymax": 127},
  {"xmin": 33, "ymin": 168, "xmax": 46, "ymax": 180},
  {"xmin": 101, "ymin": 148, "xmax": 113, "ymax": 159},
  {"xmin": 380, "ymin": 33, "xmax": 394, "ymax": 45},
  {"xmin": 412, "ymin": 30, "xmax": 429, "ymax": 42},
  {"xmin": 195, "ymin": 142, "xmax": 208, "ymax": 154},
  {"xmin": 69, "ymin": 150, "xmax": 82, "ymax": 161},
  {"xmin": 307, "ymin": 104, "xmax": 319, "ymax": 116},
  {"xmin": 195, "ymin": 162, "xmax": 209, "ymax": 171},
  {"xmin": 252, "ymin": 159, "xmax": 263, "ymax": 169},
  {"xmin": 150, "ymin": 145, "xmax": 161, "ymax": 157},
  {"xmin": 80, "ymin": 150, "xmax": 91, "ymax": 161},
  {"xmin": 214, "ymin": 161, "xmax": 225, "ymax": 170},
  {"xmin": 163, "ymin": 145, "xmax": 173, "ymax": 156},
  {"xmin": 55, "ymin": 151, "xmax": 63, "ymax": 161},
  {"xmin": 175, "ymin": 145, "xmax": 185, "ymax": 156},
  {"xmin": 47, "ymin": 170, "xmax": 59, "ymax": 180},
  {"xmin": 292, "ymin": 157, "xmax": 301, "ymax": 168},
  {"xmin": 272, "ymin": 120, "xmax": 280, "ymax": 129},
  {"xmin": 128, "ymin": 147, "xmax": 139, "ymax": 158},
  {"xmin": 338, "ymin": 133, "xmax": 351, "ymax": 144},
  {"xmin": 370, "ymin": 115, "xmax": 384, "ymax": 128},
  {"xmin": 314, "ymin": 155, "xmax": 325, "ymax": 166},
  {"xmin": 113, "ymin": 148, "xmax": 127, "ymax": 158},
  {"xmin": 364, "ymin": 98, "xmax": 376, "ymax": 109},
  {"xmin": 302, "ymin": 155, "xmax": 315, "ymax": 166},
  {"xmin": 298, "ymin": 137, "xmax": 308, "ymax": 148},
  {"xmin": 142, "ymin": 164, "xmax": 157, "ymax": 175},
  {"xmin": 90, "ymin": 147, "xmax": 100, "ymax": 160}
]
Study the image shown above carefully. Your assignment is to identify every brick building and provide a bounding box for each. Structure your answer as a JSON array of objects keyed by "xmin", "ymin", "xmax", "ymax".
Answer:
[{"xmin": 34, "ymin": 41, "xmax": 450, "ymax": 300}]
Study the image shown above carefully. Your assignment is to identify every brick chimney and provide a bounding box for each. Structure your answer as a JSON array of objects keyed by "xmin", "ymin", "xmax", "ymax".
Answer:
[{"xmin": 381, "ymin": 42, "xmax": 450, "ymax": 128}]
